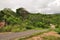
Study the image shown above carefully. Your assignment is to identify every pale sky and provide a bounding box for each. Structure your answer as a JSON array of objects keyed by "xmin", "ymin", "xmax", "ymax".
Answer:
[{"xmin": 0, "ymin": 0, "xmax": 60, "ymax": 14}]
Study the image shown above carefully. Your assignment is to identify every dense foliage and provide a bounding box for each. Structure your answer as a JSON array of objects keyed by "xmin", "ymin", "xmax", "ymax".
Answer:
[{"xmin": 0, "ymin": 8, "xmax": 60, "ymax": 32}]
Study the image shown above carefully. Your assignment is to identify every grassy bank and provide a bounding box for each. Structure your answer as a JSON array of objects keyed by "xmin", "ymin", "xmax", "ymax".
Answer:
[
  {"xmin": 19, "ymin": 30, "xmax": 60, "ymax": 40},
  {"xmin": 15, "ymin": 29, "xmax": 50, "ymax": 40},
  {"xmin": 42, "ymin": 36, "xmax": 60, "ymax": 40}
]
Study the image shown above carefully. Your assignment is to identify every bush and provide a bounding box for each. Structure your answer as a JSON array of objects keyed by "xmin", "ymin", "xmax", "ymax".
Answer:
[
  {"xmin": 0, "ymin": 25, "xmax": 12, "ymax": 32},
  {"xmin": 55, "ymin": 28, "xmax": 60, "ymax": 34},
  {"xmin": 26, "ymin": 26, "xmax": 35, "ymax": 30},
  {"xmin": 0, "ymin": 25, "xmax": 26, "ymax": 32}
]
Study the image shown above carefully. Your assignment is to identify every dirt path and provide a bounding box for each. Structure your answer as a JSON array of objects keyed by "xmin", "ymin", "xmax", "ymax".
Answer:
[{"xmin": 0, "ymin": 29, "xmax": 48, "ymax": 40}]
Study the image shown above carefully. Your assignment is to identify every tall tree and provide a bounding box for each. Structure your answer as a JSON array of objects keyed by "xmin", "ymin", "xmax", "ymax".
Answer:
[{"xmin": 16, "ymin": 8, "xmax": 30, "ymax": 20}]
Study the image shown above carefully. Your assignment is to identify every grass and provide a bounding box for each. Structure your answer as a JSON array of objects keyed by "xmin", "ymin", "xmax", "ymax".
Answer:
[
  {"xmin": 34, "ymin": 28, "xmax": 44, "ymax": 30},
  {"xmin": 42, "ymin": 36, "xmax": 60, "ymax": 40},
  {"xmin": 16, "ymin": 29, "xmax": 50, "ymax": 40},
  {"xmin": 19, "ymin": 31, "xmax": 60, "ymax": 40},
  {"xmin": 19, "ymin": 36, "xmax": 60, "ymax": 40}
]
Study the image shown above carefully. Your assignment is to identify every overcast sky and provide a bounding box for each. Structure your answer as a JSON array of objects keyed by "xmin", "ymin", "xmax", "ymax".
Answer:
[{"xmin": 0, "ymin": 0, "xmax": 60, "ymax": 14}]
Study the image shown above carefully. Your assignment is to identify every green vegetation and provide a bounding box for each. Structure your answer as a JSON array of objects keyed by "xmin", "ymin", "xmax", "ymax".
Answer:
[
  {"xmin": 55, "ymin": 28, "xmax": 60, "ymax": 34},
  {"xmin": 42, "ymin": 36, "xmax": 60, "ymax": 40},
  {"xmin": 0, "ymin": 8, "xmax": 60, "ymax": 32},
  {"xmin": 19, "ymin": 36, "xmax": 60, "ymax": 40},
  {"xmin": 17, "ymin": 29, "xmax": 50, "ymax": 40}
]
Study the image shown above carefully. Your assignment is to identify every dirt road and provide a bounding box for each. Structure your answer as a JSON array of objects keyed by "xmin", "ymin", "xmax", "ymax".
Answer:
[{"xmin": 0, "ymin": 30, "xmax": 48, "ymax": 40}]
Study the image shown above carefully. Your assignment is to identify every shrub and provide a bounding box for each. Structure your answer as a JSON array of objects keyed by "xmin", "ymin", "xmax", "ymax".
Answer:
[
  {"xmin": 55, "ymin": 28, "xmax": 60, "ymax": 34},
  {"xmin": 0, "ymin": 25, "xmax": 12, "ymax": 32}
]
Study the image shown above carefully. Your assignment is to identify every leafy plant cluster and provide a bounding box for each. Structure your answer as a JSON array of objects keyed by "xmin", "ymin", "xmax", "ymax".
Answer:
[{"xmin": 0, "ymin": 8, "xmax": 60, "ymax": 32}]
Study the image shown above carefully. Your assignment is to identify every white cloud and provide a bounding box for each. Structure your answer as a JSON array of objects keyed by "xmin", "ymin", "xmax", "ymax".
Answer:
[
  {"xmin": 44, "ymin": 0, "xmax": 60, "ymax": 13},
  {"xmin": 48, "ymin": 0, "xmax": 60, "ymax": 6},
  {"xmin": 0, "ymin": 0, "xmax": 60, "ymax": 14}
]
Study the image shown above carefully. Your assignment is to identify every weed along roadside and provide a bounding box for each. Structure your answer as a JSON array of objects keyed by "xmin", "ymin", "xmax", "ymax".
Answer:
[
  {"xmin": 15, "ymin": 29, "xmax": 50, "ymax": 40},
  {"xmin": 0, "ymin": 6, "xmax": 60, "ymax": 40},
  {"xmin": 18, "ymin": 29, "xmax": 60, "ymax": 40}
]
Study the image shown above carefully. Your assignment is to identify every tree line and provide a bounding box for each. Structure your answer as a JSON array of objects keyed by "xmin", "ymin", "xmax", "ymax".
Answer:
[{"xmin": 0, "ymin": 8, "xmax": 60, "ymax": 32}]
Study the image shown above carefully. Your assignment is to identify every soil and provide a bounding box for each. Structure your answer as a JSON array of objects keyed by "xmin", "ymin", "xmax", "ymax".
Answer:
[{"xmin": 27, "ymin": 31, "xmax": 60, "ymax": 40}]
